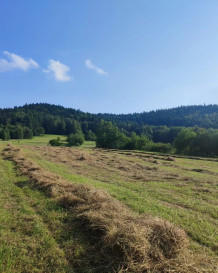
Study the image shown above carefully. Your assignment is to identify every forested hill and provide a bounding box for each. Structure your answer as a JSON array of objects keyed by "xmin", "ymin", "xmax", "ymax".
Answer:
[
  {"xmin": 98, "ymin": 104, "xmax": 218, "ymax": 128},
  {"xmin": 0, "ymin": 103, "xmax": 217, "ymax": 129}
]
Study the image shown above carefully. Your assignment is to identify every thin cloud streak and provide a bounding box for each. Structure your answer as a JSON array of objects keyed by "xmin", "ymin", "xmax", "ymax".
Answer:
[{"xmin": 85, "ymin": 59, "xmax": 108, "ymax": 75}]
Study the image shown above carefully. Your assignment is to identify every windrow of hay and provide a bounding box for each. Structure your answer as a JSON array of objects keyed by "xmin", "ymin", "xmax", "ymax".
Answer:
[{"xmin": 3, "ymin": 144, "xmax": 216, "ymax": 273}]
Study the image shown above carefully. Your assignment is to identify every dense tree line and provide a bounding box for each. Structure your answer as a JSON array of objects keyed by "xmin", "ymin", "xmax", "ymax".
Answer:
[
  {"xmin": 96, "ymin": 121, "xmax": 173, "ymax": 153},
  {"xmin": 0, "ymin": 103, "xmax": 217, "ymax": 156},
  {"xmin": 0, "ymin": 125, "xmax": 38, "ymax": 140},
  {"xmin": 174, "ymin": 128, "xmax": 218, "ymax": 156},
  {"xmin": 99, "ymin": 104, "xmax": 218, "ymax": 128},
  {"xmin": 0, "ymin": 103, "xmax": 217, "ymax": 139},
  {"xmin": 0, "ymin": 104, "xmax": 97, "ymax": 141},
  {"xmin": 96, "ymin": 121, "xmax": 218, "ymax": 156}
]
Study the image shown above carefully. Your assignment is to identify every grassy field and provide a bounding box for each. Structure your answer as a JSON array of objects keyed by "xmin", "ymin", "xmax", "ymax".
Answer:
[
  {"xmin": 0, "ymin": 146, "xmax": 71, "ymax": 272},
  {"xmin": 2, "ymin": 135, "xmax": 95, "ymax": 149},
  {"xmin": 0, "ymin": 135, "xmax": 217, "ymax": 272}
]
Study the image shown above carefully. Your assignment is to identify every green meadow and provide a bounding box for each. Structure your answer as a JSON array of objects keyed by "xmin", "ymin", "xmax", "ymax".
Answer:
[{"xmin": 0, "ymin": 135, "xmax": 217, "ymax": 272}]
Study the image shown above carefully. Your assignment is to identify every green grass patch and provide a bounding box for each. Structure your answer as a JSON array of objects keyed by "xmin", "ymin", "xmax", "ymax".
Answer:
[
  {"xmin": 0, "ymin": 152, "xmax": 70, "ymax": 272},
  {"xmin": 21, "ymin": 147, "xmax": 218, "ymax": 255},
  {"xmin": 0, "ymin": 145, "xmax": 101, "ymax": 272},
  {"xmin": 10, "ymin": 134, "xmax": 67, "ymax": 146},
  {"xmin": 1, "ymin": 136, "xmax": 217, "ymax": 262}
]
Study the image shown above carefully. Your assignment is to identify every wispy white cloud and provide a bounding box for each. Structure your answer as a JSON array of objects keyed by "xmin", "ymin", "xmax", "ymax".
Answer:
[
  {"xmin": 0, "ymin": 51, "xmax": 39, "ymax": 72},
  {"xmin": 85, "ymin": 59, "xmax": 108, "ymax": 75},
  {"xmin": 43, "ymin": 59, "xmax": 73, "ymax": 82}
]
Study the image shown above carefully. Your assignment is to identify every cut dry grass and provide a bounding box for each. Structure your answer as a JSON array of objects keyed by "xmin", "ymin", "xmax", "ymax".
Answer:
[
  {"xmin": 20, "ymin": 145, "xmax": 218, "ymax": 253},
  {"xmin": 3, "ymin": 144, "xmax": 217, "ymax": 272},
  {"xmin": 0, "ymin": 147, "xmax": 72, "ymax": 273},
  {"xmin": 24, "ymin": 145, "xmax": 218, "ymax": 186}
]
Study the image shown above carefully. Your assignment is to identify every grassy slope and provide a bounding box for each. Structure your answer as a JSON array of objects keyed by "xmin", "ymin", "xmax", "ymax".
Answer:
[
  {"xmin": 3, "ymin": 135, "xmax": 95, "ymax": 149},
  {"xmin": 0, "ymin": 140, "xmax": 97, "ymax": 273},
  {"xmin": 0, "ymin": 135, "xmax": 217, "ymax": 271},
  {"xmin": 15, "ymin": 135, "xmax": 218, "ymax": 255},
  {"xmin": 27, "ymin": 155, "xmax": 217, "ymax": 254},
  {"xmin": 0, "ymin": 148, "xmax": 66, "ymax": 272}
]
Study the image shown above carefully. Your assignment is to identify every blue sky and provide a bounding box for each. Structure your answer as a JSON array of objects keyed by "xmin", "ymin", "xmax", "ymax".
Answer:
[{"xmin": 0, "ymin": 0, "xmax": 218, "ymax": 113}]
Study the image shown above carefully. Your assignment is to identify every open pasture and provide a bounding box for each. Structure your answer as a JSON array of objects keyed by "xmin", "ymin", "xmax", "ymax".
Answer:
[
  {"xmin": 17, "ymin": 136, "xmax": 218, "ymax": 255},
  {"xmin": 0, "ymin": 136, "xmax": 217, "ymax": 272}
]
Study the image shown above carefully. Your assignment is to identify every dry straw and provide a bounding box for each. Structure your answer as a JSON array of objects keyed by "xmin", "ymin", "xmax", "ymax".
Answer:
[{"xmin": 3, "ymin": 144, "xmax": 216, "ymax": 273}]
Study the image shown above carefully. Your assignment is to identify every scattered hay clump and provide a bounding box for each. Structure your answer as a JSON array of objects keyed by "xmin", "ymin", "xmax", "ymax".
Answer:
[{"xmin": 3, "ymin": 144, "xmax": 216, "ymax": 273}]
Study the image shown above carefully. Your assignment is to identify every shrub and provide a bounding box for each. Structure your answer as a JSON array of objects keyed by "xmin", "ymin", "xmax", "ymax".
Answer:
[
  {"xmin": 67, "ymin": 132, "xmax": 85, "ymax": 146},
  {"xmin": 148, "ymin": 142, "xmax": 173, "ymax": 153},
  {"xmin": 49, "ymin": 137, "xmax": 61, "ymax": 146}
]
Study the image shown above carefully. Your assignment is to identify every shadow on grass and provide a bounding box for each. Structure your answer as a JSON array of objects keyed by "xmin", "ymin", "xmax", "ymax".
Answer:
[{"xmin": 14, "ymin": 179, "xmax": 121, "ymax": 273}]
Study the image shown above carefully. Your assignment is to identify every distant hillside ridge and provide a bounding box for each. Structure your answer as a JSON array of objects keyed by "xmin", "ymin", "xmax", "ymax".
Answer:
[
  {"xmin": 0, "ymin": 103, "xmax": 218, "ymax": 129},
  {"xmin": 98, "ymin": 104, "xmax": 218, "ymax": 128}
]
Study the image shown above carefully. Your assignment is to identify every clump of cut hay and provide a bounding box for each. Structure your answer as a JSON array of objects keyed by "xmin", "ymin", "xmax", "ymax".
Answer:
[
  {"xmin": 77, "ymin": 154, "xmax": 87, "ymax": 161},
  {"xmin": 145, "ymin": 166, "xmax": 158, "ymax": 171},
  {"xmin": 166, "ymin": 156, "xmax": 175, "ymax": 162},
  {"xmin": 152, "ymin": 159, "xmax": 159, "ymax": 164},
  {"xmin": 3, "ymin": 144, "xmax": 215, "ymax": 273},
  {"xmin": 118, "ymin": 165, "xmax": 131, "ymax": 171},
  {"xmin": 147, "ymin": 219, "xmax": 188, "ymax": 260}
]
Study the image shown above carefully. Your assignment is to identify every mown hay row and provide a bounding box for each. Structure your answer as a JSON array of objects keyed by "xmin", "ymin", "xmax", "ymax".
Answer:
[{"xmin": 3, "ymin": 144, "xmax": 216, "ymax": 273}]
